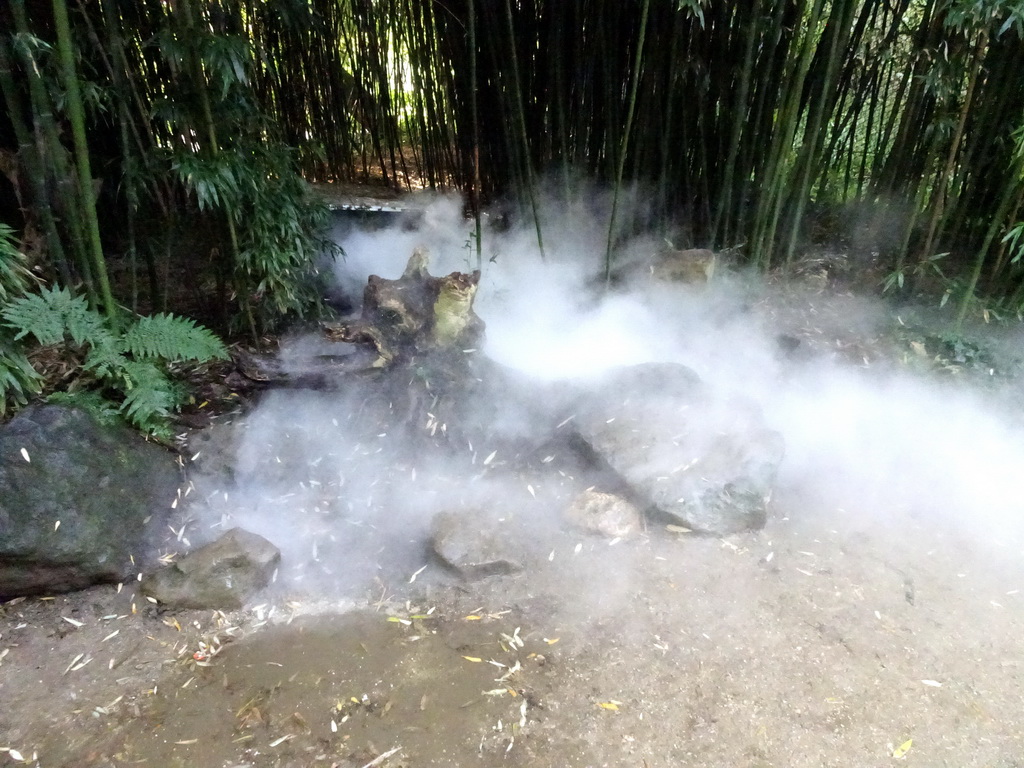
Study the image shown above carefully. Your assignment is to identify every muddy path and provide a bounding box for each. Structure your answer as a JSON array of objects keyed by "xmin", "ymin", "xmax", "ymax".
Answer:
[
  {"xmin": 4, "ymin": 277, "xmax": 1024, "ymax": 767},
  {"xmin": 3, "ymin": 496, "xmax": 1024, "ymax": 767}
]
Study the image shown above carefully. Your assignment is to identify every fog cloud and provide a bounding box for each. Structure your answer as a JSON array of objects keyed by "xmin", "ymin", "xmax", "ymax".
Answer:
[{"xmin": 193, "ymin": 190, "xmax": 1024, "ymax": 599}]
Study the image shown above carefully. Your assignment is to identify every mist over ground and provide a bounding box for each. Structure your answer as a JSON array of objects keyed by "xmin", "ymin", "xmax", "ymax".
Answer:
[{"xmin": 198, "ymin": 192, "xmax": 1024, "ymax": 597}]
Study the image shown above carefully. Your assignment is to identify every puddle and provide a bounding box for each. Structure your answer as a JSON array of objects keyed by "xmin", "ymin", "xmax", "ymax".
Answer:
[{"xmin": 120, "ymin": 611, "xmax": 532, "ymax": 766}]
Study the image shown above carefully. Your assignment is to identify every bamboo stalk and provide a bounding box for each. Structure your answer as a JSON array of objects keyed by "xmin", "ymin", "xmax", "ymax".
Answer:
[
  {"xmin": 468, "ymin": 0, "xmax": 482, "ymax": 266},
  {"xmin": 503, "ymin": 0, "xmax": 544, "ymax": 259},
  {"xmin": 52, "ymin": 0, "xmax": 117, "ymax": 319},
  {"xmin": 919, "ymin": 27, "xmax": 988, "ymax": 264},
  {"xmin": 954, "ymin": 116, "xmax": 1024, "ymax": 329},
  {"xmin": 11, "ymin": 0, "xmax": 98, "ymax": 304},
  {"xmin": 604, "ymin": 0, "xmax": 650, "ymax": 283},
  {"xmin": 0, "ymin": 36, "xmax": 74, "ymax": 287}
]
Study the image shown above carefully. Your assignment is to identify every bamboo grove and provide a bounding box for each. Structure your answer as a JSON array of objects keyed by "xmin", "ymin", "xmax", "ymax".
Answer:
[{"xmin": 2, "ymin": 0, "xmax": 1024, "ymax": 335}]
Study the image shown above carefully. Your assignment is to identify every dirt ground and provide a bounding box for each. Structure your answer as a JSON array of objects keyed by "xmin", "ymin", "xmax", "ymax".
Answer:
[{"xmin": 3, "ymin": 275, "xmax": 1024, "ymax": 768}]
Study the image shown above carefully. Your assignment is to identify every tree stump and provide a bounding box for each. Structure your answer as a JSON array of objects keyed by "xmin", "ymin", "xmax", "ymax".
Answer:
[{"xmin": 323, "ymin": 247, "xmax": 484, "ymax": 369}]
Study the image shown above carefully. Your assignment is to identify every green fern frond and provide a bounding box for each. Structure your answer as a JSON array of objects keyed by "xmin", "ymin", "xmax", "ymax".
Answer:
[
  {"xmin": 2, "ymin": 288, "xmax": 71, "ymax": 344},
  {"xmin": 2, "ymin": 282, "xmax": 224, "ymax": 436},
  {"xmin": 118, "ymin": 360, "xmax": 178, "ymax": 432},
  {"xmin": 62, "ymin": 294, "xmax": 113, "ymax": 348},
  {"xmin": 122, "ymin": 313, "xmax": 229, "ymax": 362},
  {"xmin": 1, "ymin": 286, "xmax": 109, "ymax": 347},
  {"xmin": 83, "ymin": 335, "xmax": 129, "ymax": 379}
]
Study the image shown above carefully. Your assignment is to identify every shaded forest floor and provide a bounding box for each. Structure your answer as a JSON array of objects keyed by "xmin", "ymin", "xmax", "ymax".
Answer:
[{"xmin": 3, "ymin": 261, "xmax": 1024, "ymax": 768}]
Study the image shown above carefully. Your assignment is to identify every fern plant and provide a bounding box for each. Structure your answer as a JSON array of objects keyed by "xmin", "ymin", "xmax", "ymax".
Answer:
[
  {"xmin": 1, "ymin": 286, "xmax": 228, "ymax": 436},
  {"xmin": 0, "ymin": 224, "xmax": 42, "ymax": 416}
]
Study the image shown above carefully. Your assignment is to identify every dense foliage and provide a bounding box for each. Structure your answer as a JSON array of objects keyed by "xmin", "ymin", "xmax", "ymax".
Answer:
[
  {"xmin": 2, "ymin": 0, "xmax": 1024, "ymax": 424},
  {"xmin": 2, "ymin": 286, "xmax": 228, "ymax": 436},
  {"xmin": 0, "ymin": 223, "xmax": 41, "ymax": 414}
]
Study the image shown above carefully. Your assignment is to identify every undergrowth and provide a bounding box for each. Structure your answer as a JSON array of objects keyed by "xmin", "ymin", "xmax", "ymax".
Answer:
[
  {"xmin": 0, "ymin": 223, "xmax": 42, "ymax": 416},
  {"xmin": 1, "ymin": 285, "xmax": 228, "ymax": 437}
]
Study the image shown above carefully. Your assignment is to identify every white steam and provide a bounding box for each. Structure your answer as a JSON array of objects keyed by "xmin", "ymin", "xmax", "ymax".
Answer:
[{"xmin": 200, "ymin": 191, "xmax": 1024, "ymax": 596}]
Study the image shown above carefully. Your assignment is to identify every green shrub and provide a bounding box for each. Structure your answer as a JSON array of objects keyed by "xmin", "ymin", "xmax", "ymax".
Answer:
[
  {"xmin": 1, "ymin": 285, "xmax": 228, "ymax": 436},
  {"xmin": 0, "ymin": 224, "xmax": 42, "ymax": 416}
]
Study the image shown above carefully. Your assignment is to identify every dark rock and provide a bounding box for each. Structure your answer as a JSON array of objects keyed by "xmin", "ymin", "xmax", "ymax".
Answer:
[
  {"xmin": 776, "ymin": 334, "xmax": 802, "ymax": 355},
  {"xmin": 0, "ymin": 405, "xmax": 179, "ymax": 599},
  {"xmin": 430, "ymin": 510, "xmax": 523, "ymax": 580},
  {"xmin": 573, "ymin": 363, "xmax": 784, "ymax": 535},
  {"xmin": 564, "ymin": 490, "xmax": 642, "ymax": 538},
  {"xmin": 141, "ymin": 528, "xmax": 280, "ymax": 610}
]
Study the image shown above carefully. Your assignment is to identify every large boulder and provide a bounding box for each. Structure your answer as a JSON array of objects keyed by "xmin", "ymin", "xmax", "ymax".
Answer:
[
  {"xmin": 573, "ymin": 363, "xmax": 784, "ymax": 535},
  {"xmin": 0, "ymin": 405, "xmax": 179, "ymax": 598},
  {"xmin": 141, "ymin": 528, "xmax": 280, "ymax": 610}
]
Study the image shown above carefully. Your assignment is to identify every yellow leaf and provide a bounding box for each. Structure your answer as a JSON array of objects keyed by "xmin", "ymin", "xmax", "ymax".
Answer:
[
  {"xmin": 545, "ymin": 637, "xmax": 560, "ymax": 645},
  {"xmin": 464, "ymin": 615, "xmax": 482, "ymax": 621},
  {"xmin": 892, "ymin": 739, "xmax": 913, "ymax": 758},
  {"xmin": 598, "ymin": 702, "xmax": 619, "ymax": 711},
  {"xmin": 462, "ymin": 656, "xmax": 482, "ymax": 663}
]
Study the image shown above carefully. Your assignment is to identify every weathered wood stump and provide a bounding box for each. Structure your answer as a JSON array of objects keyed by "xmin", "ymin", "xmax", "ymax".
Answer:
[
  {"xmin": 309, "ymin": 247, "xmax": 494, "ymax": 455},
  {"xmin": 323, "ymin": 247, "xmax": 484, "ymax": 369}
]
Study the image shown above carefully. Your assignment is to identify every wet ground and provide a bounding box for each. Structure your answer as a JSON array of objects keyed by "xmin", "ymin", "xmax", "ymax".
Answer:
[
  {"xmin": 4, "ymin": 501, "xmax": 1024, "ymax": 767},
  {"xmin": 3, "ymin": 274, "xmax": 1024, "ymax": 767}
]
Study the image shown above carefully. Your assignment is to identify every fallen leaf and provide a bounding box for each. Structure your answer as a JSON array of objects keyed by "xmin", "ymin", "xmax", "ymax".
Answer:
[
  {"xmin": 892, "ymin": 738, "xmax": 913, "ymax": 758},
  {"xmin": 63, "ymin": 653, "xmax": 84, "ymax": 675}
]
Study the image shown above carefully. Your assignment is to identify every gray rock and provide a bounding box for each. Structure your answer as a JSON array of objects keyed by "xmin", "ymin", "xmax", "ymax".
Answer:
[
  {"xmin": 574, "ymin": 363, "xmax": 784, "ymax": 535},
  {"xmin": 141, "ymin": 528, "xmax": 280, "ymax": 610},
  {"xmin": 0, "ymin": 405, "xmax": 179, "ymax": 598},
  {"xmin": 565, "ymin": 490, "xmax": 642, "ymax": 538},
  {"xmin": 430, "ymin": 510, "xmax": 523, "ymax": 579}
]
